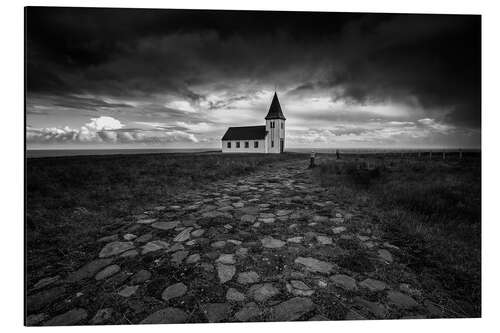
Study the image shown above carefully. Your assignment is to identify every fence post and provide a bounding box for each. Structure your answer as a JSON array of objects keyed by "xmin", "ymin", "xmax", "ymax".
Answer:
[
  {"xmin": 418, "ymin": 151, "xmax": 421, "ymax": 159},
  {"xmin": 309, "ymin": 152, "xmax": 316, "ymax": 169},
  {"xmin": 459, "ymin": 149, "xmax": 463, "ymax": 160},
  {"xmin": 336, "ymin": 149, "xmax": 340, "ymax": 160},
  {"xmin": 442, "ymin": 152, "xmax": 446, "ymax": 160},
  {"xmin": 429, "ymin": 151, "xmax": 432, "ymax": 160}
]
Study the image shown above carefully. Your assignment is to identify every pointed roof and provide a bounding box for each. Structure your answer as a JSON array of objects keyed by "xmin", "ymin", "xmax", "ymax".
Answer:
[{"xmin": 265, "ymin": 92, "xmax": 286, "ymax": 120}]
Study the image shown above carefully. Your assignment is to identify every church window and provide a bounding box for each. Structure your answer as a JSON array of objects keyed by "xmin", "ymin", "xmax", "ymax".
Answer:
[
  {"xmin": 227, "ymin": 142, "xmax": 231, "ymax": 148},
  {"xmin": 271, "ymin": 140, "xmax": 274, "ymax": 147},
  {"xmin": 270, "ymin": 121, "xmax": 275, "ymax": 128},
  {"xmin": 236, "ymin": 142, "xmax": 240, "ymax": 148},
  {"xmin": 281, "ymin": 122, "xmax": 283, "ymax": 129},
  {"xmin": 245, "ymin": 141, "xmax": 249, "ymax": 148},
  {"xmin": 254, "ymin": 141, "xmax": 258, "ymax": 148}
]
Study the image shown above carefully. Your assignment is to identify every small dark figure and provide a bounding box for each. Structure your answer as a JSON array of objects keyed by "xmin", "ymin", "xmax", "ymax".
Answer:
[
  {"xmin": 309, "ymin": 151, "xmax": 316, "ymax": 168},
  {"xmin": 336, "ymin": 149, "xmax": 340, "ymax": 160}
]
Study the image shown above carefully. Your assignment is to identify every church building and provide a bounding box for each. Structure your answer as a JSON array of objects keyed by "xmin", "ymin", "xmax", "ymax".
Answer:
[{"xmin": 221, "ymin": 92, "xmax": 286, "ymax": 153}]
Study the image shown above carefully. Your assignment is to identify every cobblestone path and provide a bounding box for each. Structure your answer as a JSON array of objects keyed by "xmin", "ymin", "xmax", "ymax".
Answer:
[{"xmin": 26, "ymin": 159, "xmax": 451, "ymax": 325}]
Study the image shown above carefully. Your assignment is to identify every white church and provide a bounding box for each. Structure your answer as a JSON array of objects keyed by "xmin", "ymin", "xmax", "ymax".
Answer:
[{"xmin": 221, "ymin": 92, "xmax": 286, "ymax": 153}]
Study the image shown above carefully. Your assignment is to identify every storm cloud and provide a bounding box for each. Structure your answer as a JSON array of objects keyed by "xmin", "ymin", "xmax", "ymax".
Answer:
[{"xmin": 26, "ymin": 7, "xmax": 481, "ymax": 148}]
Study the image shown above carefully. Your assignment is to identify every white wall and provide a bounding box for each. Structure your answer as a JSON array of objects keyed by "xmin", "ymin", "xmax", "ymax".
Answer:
[
  {"xmin": 222, "ymin": 139, "xmax": 266, "ymax": 153},
  {"xmin": 265, "ymin": 119, "xmax": 285, "ymax": 153}
]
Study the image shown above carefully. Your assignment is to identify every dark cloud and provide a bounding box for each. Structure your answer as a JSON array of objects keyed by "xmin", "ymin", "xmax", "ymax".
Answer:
[{"xmin": 26, "ymin": 7, "xmax": 481, "ymax": 147}]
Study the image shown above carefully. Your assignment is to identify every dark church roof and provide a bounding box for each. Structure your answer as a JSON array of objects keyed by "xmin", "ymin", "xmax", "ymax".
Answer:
[
  {"xmin": 265, "ymin": 92, "xmax": 286, "ymax": 120},
  {"xmin": 221, "ymin": 126, "xmax": 267, "ymax": 141}
]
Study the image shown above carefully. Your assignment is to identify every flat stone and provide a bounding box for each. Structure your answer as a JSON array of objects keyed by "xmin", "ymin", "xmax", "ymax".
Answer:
[
  {"xmin": 260, "ymin": 217, "xmax": 275, "ymax": 224},
  {"xmin": 118, "ymin": 285, "xmax": 139, "ymax": 297},
  {"xmin": 173, "ymin": 227, "xmax": 193, "ymax": 242},
  {"xmin": 211, "ymin": 240, "xmax": 227, "ymax": 248},
  {"xmin": 171, "ymin": 250, "xmax": 189, "ymax": 264},
  {"xmin": 226, "ymin": 288, "xmax": 246, "ymax": 302},
  {"xmin": 383, "ymin": 242, "xmax": 400, "ymax": 250},
  {"xmin": 330, "ymin": 274, "xmax": 357, "ymax": 291},
  {"xmin": 287, "ymin": 280, "xmax": 314, "ymax": 296},
  {"xmin": 33, "ymin": 275, "xmax": 60, "ymax": 290},
  {"xmin": 130, "ymin": 269, "xmax": 151, "ymax": 284},
  {"xmin": 137, "ymin": 218, "xmax": 157, "ymax": 224},
  {"xmin": 247, "ymin": 283, "xmax": 280, "ymax": 302},
  {"xmin": 43, "ymin": 308, "xmax": 88, "ymax": 326},
  {"xmin": 399, "ymin": 283, "xmax": 422, "ymax": 297},
  {"xmin": 141, "ymin": 240, "xmax": 169, "ymax": 254},
  {"xmin": 27, "ymin": 286, "xmax": 66, "ymax": 312},
  {"xmin": 202, "ymin": 303, "xmax": 231, "ymax": 323},
  {"xmin": 186, "ymin": 253, "xmax": 201, "ymax": 264},
  {"xmin": 358, "ymin": 235, "xmax": 370, "ymax": 242},
  {"xmin": 26, "ymin": 313, "xmax": 48, "ymax": 326},
  {"xmin": 353, "ymin": 297, "xmax": 388, "ymax": 318},
  {"xmin": 276, "ymin": 210, "xmax": 292, "ymax": 216},
  {"xmin": 216, "ymin": 254, "xmax": 236, "ymax": 265},
  {"xmin": 261, "ymin": 236, "xmax": 285, "ymax": 248},
  {"xmin": 135, "ymin": 233, "xmax": 153, "ymax": 243},
  {"xmin": 359, "ymin": 278, "xmax": 388, "ymax": 292},
  {"xmin": 123, "ymin": 233, "xmax": 137, "ymax": 241},
  {"xmin": 332, "ymin": 226, "xmax": 347, "ymax": 234},
  {"xmin": 151, "ymin": 221, "xmax": 179, "ymax": 231},
  {"xmin": 95, "ymin": 265, "xmax": 120, "ymax": 280},
  {"xmin": 241, "ymin": 215, "xmax": 257, "ymax": 223},
  {"xmin": 294, "ymin": 257, "xmax": 335, "ymax": 274},
  {"xmin": 291, "ymin": 280, "xmax": 311, "ymax": 290},
  {"xmin": 228, "ymin": 239, "xmax": 242, "ymax": 245},
  {"xmin": 67, "ymin": 258, "xmax": 114, "ymax": 283},
  {"xmin": 89, "ymin": 308, "xmax": 113, "ymax": 324},
  {"xmin": 97, "ymin": 234, "xmax": 119, "ymax": 243},
  {"xmin": 387, "ymin": 291, "xmax": 419, "ymax": 309},
  {"xmin": 269, "ymin": 297, "xmax": 315, "ymax": 321},
  {"xmin": 120, "ymin": 249, "xmax": 139, "ymax": 258},
  {"xmin": 99, "ymin": 241, "xmax": 135, "ymax": 258},
  {"xmin": 162, "ymin": 282, "xmax": 188, "ymax": 301},
  {"xmin": 168, "ymin": 243, "xmax": 184, "ymax": 252},
  {"xmin": 234, "ymin": 302, "xmax": 261, "ymax": 321},
  {"xmin": 140, "ymin": 308, "xmax": 188, "ymax": 324},
  {"xmin": 217, "ymin": 263, "xmax": 236, "ymax": 283},
  {"xmin": 237, "ymin": 271, "xmax": 260, "ymax": 284},
  {"xmin": 316, "ymin": 235, "xmax": 333, "ymax": 245},
  {"xmin": 313, "ymin": 216, "xmax": 328, "ymax": 223},
  {"xmin": 287, "ymin": 236, "xmax": 304, "ymax": 243},
  {"xmin": 378, "ymin": 249, "xmax": 394, "ymax": 262},
  {"xmin": 191, "ymin": 229, "xmax": 205, "ymax": 237},
  {"xmin": 236, "ymin": 247, "xmax": 249, "ymax": 257}
]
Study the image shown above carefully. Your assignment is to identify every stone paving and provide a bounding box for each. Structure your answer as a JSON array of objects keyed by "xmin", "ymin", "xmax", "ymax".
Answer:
[{"xmin": 26, "ymin": 159, "xmax": 447, "ymax": 326}]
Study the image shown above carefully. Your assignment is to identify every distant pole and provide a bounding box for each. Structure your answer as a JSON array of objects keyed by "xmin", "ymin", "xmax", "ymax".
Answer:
[
  {"xmin": 309, "ymin": 151, "xmax": 316, "ymax": 169},
  {"xmin": 336, "ymin": 149, "xmax": 340, "ymax": 160},
  {"xmin": 418, "ymin": 151, "xmax": 421, "ymax": 159},
  {"xmin": 459, "ymin": 149, "xmax": 463, "ymax": 160},
  {"xmin": 429, "ymin": 151, "xmax": 432, "ymax": 160},
  {"xmin": 442, "ymin": 151, "xmax": 446, "ymax": 160}
]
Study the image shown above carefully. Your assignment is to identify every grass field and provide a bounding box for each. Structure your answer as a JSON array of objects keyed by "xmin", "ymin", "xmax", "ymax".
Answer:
[
  {"xmin": 26, "ymin": 152, "xmax": 306, "ymax": 286},
  {"xmin": 312, "ymin": 152, "xmax": 481, "ymax": 316}
]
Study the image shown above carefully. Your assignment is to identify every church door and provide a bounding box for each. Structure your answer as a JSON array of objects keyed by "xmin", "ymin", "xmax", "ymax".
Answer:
[{"xmin": 280, "ymin": 139, "xmax": 284, "ymax": 153}]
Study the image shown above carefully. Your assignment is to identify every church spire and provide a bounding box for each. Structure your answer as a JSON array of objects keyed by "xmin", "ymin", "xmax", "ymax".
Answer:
[{"xmin": 265, "ymin": 92, "xmax": 286, "ymax": 120}]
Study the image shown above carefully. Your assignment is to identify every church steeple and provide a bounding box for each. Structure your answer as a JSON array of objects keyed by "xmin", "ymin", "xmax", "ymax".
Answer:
[{"xmin": 265, "ymin": 92, "xmax": 286, "ymax": 120}]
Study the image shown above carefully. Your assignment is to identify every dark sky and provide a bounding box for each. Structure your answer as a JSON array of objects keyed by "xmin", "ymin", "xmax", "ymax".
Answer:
[{"xmin": 26, "ymin": 7, "xmax": 481, "ymax": 148}]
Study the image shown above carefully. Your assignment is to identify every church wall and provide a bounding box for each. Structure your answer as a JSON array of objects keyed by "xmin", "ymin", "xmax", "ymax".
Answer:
[{"xmin": 221, "ymin": 139, "xmax": 266, "ymax": 153}]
